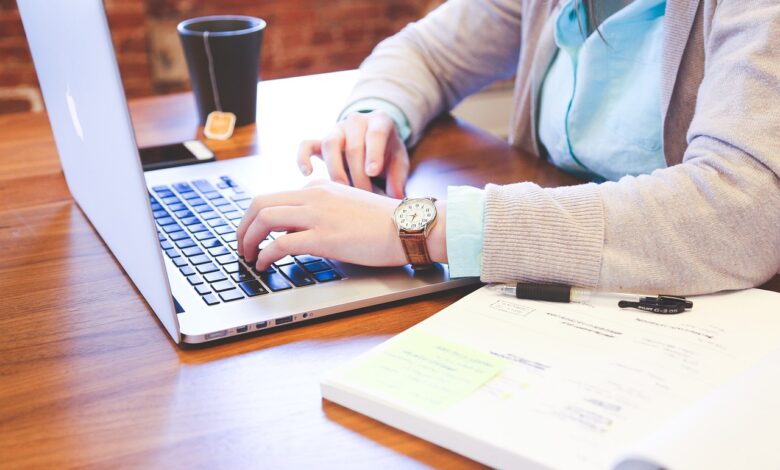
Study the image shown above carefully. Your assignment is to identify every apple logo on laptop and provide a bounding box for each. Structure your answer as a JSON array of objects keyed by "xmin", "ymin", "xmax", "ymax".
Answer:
[{"xmin": 66, "ymin": 85, "xmax": 85, "ymax": 142}]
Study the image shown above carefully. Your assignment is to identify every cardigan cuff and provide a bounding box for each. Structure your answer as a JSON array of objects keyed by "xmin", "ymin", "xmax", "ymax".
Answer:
[{"xmin": 481, "ymin": 182, "xmax": 605, "ymax": 287}]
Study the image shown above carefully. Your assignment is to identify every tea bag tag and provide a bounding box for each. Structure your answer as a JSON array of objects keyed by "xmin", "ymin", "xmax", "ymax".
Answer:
[{"xmin": 204, "ymin": 110, "xmax": 236, "ymax": 140}]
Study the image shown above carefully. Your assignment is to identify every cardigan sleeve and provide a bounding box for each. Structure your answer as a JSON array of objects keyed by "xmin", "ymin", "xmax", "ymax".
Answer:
[
  {"xmin": 481, "ymin": 0, "xmax": 780, "ymax": 294},
  {"xmin": 343, "ymin": 0, "xmax": 523, "ymax": 146}
]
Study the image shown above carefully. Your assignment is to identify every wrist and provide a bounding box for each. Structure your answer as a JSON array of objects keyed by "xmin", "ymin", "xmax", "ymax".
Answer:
[{"xmin": 427, "ymin": 200, "xmax": 447, "ymax": 264}]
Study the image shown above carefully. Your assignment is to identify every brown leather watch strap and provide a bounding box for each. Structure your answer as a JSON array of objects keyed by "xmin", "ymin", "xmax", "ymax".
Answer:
[{"xmin": 399, "ymin": 231, "xmax": 433, "ymax": 269}]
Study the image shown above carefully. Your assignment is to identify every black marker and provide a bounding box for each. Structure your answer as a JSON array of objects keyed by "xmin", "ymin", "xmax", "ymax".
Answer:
[{"xmin": 489, "ymin": 283, "xmax": 692, "ymax": 314}]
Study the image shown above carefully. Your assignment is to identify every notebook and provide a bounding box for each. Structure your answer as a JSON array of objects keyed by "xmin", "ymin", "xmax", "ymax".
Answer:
[{"xmin": 322, "ymin": 286, "xmax": 780, "ymax": 469}]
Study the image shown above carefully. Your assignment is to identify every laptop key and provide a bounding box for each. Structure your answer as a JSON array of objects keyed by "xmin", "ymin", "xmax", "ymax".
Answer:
[
  {"xmin": 160, "ymin": 240, "xmax": 173, "ymax": 250},
  {"xmin": 221, "ymin": 232, "xmax": 237, "ymax": 242},
  {"xmin": 200, "ymin": 210, "xmax": 220, "ymax": 220},
  {"xmin": 207, "ymin": 218, "xmax": 227, "ymax": 228},
  {"xmin": 216, "ymin": 203, "xmax": 235, "ymax": 212},
  {"xmin": 239, "ymin": 280, "xmax": 267, "ymax": 297},
  {"xmin": 192, "ymin": 179, "xmax": 216, "ymax": 193},
  {"xmin": 180, "ymin": 265, "xmax": 196, "ymax": 276},
  {"xmin": 204, "ymin": 271, "xmax": 227, "ymax": 283},
  {"xmin": 208, "ymin": 245, "xmax": 230, "ymax": 256},
  {"xmin": 236, "ymin": 199, "xmax": 251, "ymax": 210},
  {"xmin": 228, "ymin": 241, "xmax": 238, "ymax": 251},
  {"xmin": 157, "ymin": 216, "xmax": 174, "ymax": 226},
  {"xmin": 162, "ymin": 224, "xmax": 182, "ymax": 234},
  {"xmin": 187, "ymin": 274, "xmax": 204, "ymax": 285},
  {"xmin": 161, "ymin": 223, "xmax": 182, "ymax": 234},
  {"xmin": 230, "ymin": 194, "xmax": 252, "ymax": 202},
  {"xmin": 303, "ymin": 260, "xmax": 330, "ymax": 273},
  {"xmin": 231, "ymin": 270, "xmax": 255, "ymax": 282},
  {"xmin": 155, "ymin": 189, "xmax": 174, "ymax": 198},
  {"xmin": 170, "ymin": 231, "xmax": 190, "ymax": 242},
  {"xmin": 196, "ymin": 263, "xmax": 219, "ymax": 274},
  {"xmin": 223, "ymin": 210, "xmax": 241, "ymax": 220},
  {"xmin": 215, "ymin": 225, "xmax": 235, "ymax": 235},
  {"xmin": 164, "ymin": 248, "xmax": 178, "ymax": 258},
  {"xmin": 171, "ymin": 257, "xmax": 188, "ymax": 268},
  {"xmin": 259, "ymin": 272, "xmax": 291, "ymax": 291},
  {"xmin": 208, "ymin": 246, "xmax": 230, "ymax": 257},
  {"xmin": 181, "ymin": 191, "xmax": 200, "ymax": 200},
  {"xmin": 168, "ymin": 203, "xmax": 187, "ymax": 212},
  {"xmin": 219, "ymin": 289, "xmax": 244, "ymax": 302},
  {"xmin": 157, "ymin": 231, "xmax": 166, "ymax": 241},
  {"xmin": 189, "ymin": 254, "xmax": 211, "ymax": 265},
  {"xmin": 153, "ymin": 210, "xmax": 169, "ymax": 219},
  {"xmin": 252, "ymin": 264, "xmax": 275, "ymax": 275},
  {"xmin": 201, "ymin": 238, "xmax": 223, "ymax": 249},
  {"xmin": 274, "ymin": 255, "xmax": 295, "ymax": 266},
  {"xmin": 279, "ymin": 264, "xmax": 314, "ymax": 287},
  {"xmin": 187, "ymin": 223, "xmax": 208, "ymax": 233},
  {"xmin": 173, "ymin": 182, "xmax": 193, "ymax": 193},
  {"xmin": 195, "ymin": 231, "xmax": 215, "ymax": 241},
  {"xmin": 181, "ymin": 216, "xmax": 200, "ymax": 226},
  {"xmin": 161, "ymin": 196, "xmax": 181, "ymax": 205},
  {"xmin": 295, "ymin": 255, "xmax": 321, "ymax": 264},
  {"xmin": 174, "ymin": 209, "xmax": 193, "ymax": 218},
  {"xmin": 195, "ymin": 284, "xmax": 211, "ymax": 295},
  {"xmin": 191, "ymin": 202, "xmax": 209, "ymax": 212},
  {"xmin": 313, "ymin": 270, "xmax": 341, "ymax": 283},
  {"xmin": 202, "ymin": 191, "xmax": 221, "ymax": 200},
  {"xmin": 211, "ymin": 280, "xmax": 235, "ymax": 292},
  {"xmin": 175, "ymin": 238, "xmax": 196, "ymax": 249},
  {"xmin": 182, "ymin": 246, "xmax": 204, "ymax": 257},
  {"xmin": 152, "ymin": 185, "xmax": 169, "ymax": 193},
  {"xmin": 216, "ymin": 254, "xmax": 238, "ymax": 265},
  {"xmin": 223, "ymin": 262, "xmax": 240, "ymax": 274},
  {"xmin": 202, "ymin": 294, "xmax": 220, "ymax": 306}
]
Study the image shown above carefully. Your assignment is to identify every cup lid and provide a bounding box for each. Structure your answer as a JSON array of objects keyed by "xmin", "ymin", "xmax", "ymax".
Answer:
[{"xmin": 177, "ymin": 15, "xmax": 266, "ymax": 37}]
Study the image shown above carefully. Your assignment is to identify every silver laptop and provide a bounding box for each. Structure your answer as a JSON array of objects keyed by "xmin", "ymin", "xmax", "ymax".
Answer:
[{"xmin": 17, "ymin": 0, "xmax": 474, "ymax": 344}]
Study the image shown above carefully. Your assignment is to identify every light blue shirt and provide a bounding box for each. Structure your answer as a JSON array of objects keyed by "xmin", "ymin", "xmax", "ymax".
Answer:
[
  {"xmin": 346, "ymin": 0, "xmax": 667, "ymax": 278},
  {"xmin": 538, "ymin": 0, "xmax": 667, "ymax": 182}
]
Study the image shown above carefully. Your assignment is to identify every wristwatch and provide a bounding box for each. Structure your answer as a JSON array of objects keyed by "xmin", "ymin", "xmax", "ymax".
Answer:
[{"xmin": 393, "ymin": 197, "xmax": 438, "ymax": 269}]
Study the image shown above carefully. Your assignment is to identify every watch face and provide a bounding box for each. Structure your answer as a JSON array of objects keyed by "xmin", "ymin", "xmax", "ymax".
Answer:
[{"xmin": 394, "ymin": 198, "xmax": 437, "ymax": 231}]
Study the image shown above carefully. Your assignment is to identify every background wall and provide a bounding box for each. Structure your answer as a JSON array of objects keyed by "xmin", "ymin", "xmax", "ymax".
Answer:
[{"xmin": 0, "ymin": 0, "xmax": 443, "ymax": 114}]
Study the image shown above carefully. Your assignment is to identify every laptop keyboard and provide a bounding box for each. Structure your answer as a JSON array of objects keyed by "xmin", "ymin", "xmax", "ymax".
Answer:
[{"xmin": 149, "ymin": 175, "xmax": 343, "ymax": 307}]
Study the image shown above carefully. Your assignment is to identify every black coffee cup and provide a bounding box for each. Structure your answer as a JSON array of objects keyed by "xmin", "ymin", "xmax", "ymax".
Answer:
[{"xmin": 178, "ymin": 16, "xmax": 266, "ymax": 127}]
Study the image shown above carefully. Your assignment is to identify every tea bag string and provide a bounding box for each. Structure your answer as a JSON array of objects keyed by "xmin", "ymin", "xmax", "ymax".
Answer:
[{"xmin": 202, "ymin": 31, "xmax": 222, "ymax": 112}]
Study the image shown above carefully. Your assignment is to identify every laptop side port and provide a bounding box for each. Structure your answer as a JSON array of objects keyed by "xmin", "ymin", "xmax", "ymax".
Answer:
[
  {"xmin": 255, "ymin": 321, "xmax": 268, "ymax": 329},
  {"xmin": 205, "ymin": 330, "xmax": 227, "ymax": 340},
  {"xmin": 275, "ymin": 315, "xmax": 294, "ymax": 325},
  {"xmin": 236, "ymin": 326, "xmax": 248, "ymax": 333}
]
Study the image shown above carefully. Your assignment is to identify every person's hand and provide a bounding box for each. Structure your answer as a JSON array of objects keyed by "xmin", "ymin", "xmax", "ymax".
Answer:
[
  {"xmin": 297, "ymin": 110, "xmax": 409, "ymax": 198},
  {"xmin": 236, "ymin": 180, "xmax": 400, "ymax": 270}
]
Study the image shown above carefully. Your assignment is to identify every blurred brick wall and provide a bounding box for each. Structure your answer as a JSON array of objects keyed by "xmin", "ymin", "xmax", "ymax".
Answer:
[{"xmin": 0, "ymin": 0, "xmax": 442, "ymax": 114}]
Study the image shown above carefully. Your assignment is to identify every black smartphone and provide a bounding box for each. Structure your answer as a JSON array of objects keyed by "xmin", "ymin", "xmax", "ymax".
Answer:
[{"xmin": 139, "ymin": 140, "xmax": 215, "ymax": 171}]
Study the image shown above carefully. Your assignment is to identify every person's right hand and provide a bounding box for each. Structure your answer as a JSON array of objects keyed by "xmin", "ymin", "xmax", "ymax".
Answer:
[{"xmin": 297, "ymin": 110, "xmax": 409, "ymax": 198}]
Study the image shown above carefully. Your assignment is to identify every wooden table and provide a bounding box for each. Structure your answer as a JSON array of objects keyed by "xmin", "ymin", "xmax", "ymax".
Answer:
[{"xmin": 1, "ymin": 71, "xmax": 775, "ymax": 468}]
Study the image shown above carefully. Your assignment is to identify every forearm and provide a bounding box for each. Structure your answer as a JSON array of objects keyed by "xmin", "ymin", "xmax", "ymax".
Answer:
[
  {"xmin": 346, "ymin": 0, "xmax": 522, "ymax": 146},
  {"xmin": 480, "ymin": 142, "xmax": 780, "ymax": 294}
]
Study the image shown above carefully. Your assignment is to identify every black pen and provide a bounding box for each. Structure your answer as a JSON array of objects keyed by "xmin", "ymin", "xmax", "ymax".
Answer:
[{"xmin": 488, "ymin": 283, "xmax": 692, "ymax": 314}]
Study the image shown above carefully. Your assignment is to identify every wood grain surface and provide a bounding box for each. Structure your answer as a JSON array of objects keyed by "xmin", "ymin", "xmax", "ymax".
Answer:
[{"xmin": 0, "ymin": 71, "xmax": 776, "ymax": 469}]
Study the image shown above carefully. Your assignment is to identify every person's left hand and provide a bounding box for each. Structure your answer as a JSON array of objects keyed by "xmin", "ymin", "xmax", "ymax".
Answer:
[{"xmin": 236, "ymin": 180, "xmax": 408, "ymax": 270}]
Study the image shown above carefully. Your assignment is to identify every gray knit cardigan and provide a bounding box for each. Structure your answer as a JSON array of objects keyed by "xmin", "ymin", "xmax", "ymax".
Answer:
[{"xmin": 344, "ymin": 0, "xmax": 780, "ymax": 294}]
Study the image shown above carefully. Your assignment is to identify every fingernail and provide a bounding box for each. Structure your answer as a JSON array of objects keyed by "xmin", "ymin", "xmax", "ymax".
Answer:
[
  {"xmin": 299, "ymin": 164, "xmax": 311, "ymax": 176},
  {"xmin": 366, "ymin": 162, "xmax": 378, "ymax": 176}
]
